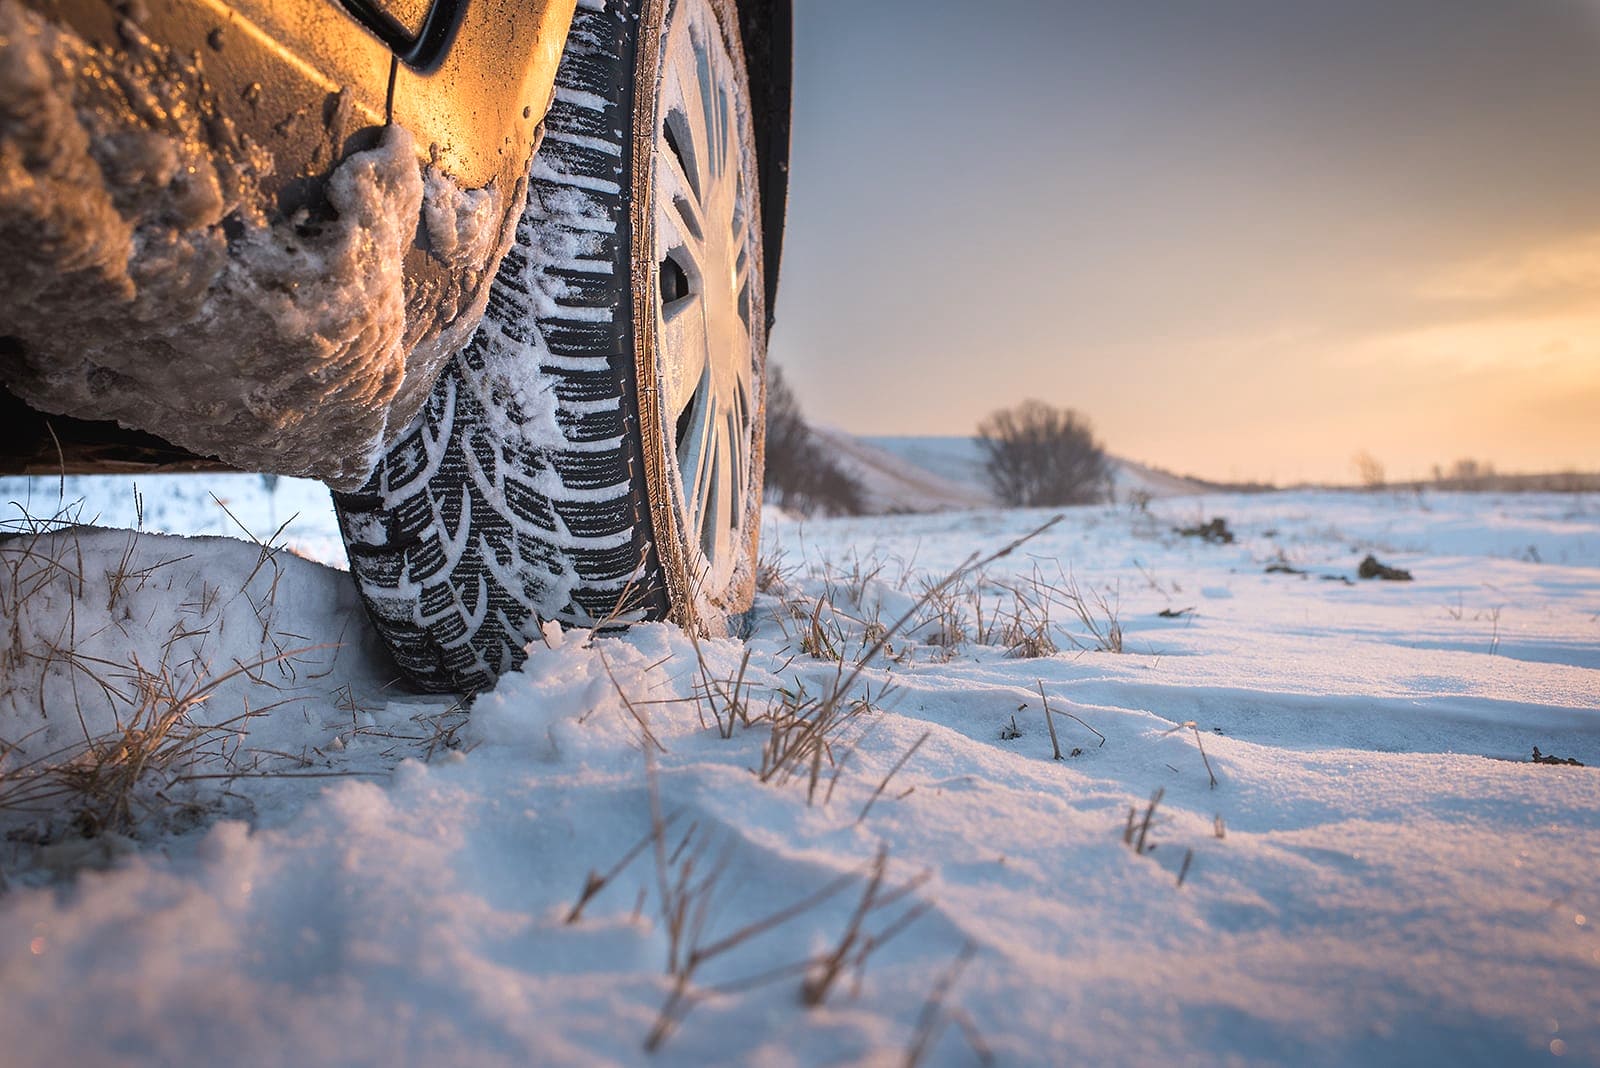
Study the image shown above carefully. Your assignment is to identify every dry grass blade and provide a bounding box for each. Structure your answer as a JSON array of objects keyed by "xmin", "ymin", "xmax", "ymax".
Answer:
[
  {"xmin": 694, "ymin": 641, "xmax": 757, "ymax": 739},
  {"xmin": 686, "ymin": 866, "xmax": 859, "ymax": 969},
  {"xmin": 172, "ymin": 769, "xmax": 386, "ymax": 781},
  {"xmin": 567, "ymin": 808, "xmax": 683, "ymax": 924},
  {"xmin": 1038, "ymin": 681, "xmax": 1104, "ymax": 750},
  {"xmin": 597, "ymin": 650, "xmax": 667, "ymax": 753},
  {"xmin": 801, "ymin": 594, "xmax": 843, "ymax": 662},
  {"xmin": 1192, "ymin": 725, "xmax": 1219, "ymax": 788},
  {"xmin": 801, "ymin": 845, "xmax": 931, "ymax": 1006},
  {"xmin": 643, "ymin": 823, "xmax": 860, "ymax": 1051},
  {"xmin": 1163, "ymin": 720, "xmax": 1219, "ymax": 788},
  {"xmin": 1040, "ymin": 682, "xmax": 1064, "ymax": 760},
  {"xmin": 905, "ymin": 941, "xmax": 980, "ymax": 1068},
  {"xmin": 1123, "ymin": 788, "xmax": 1164, "ymax": 856},
  {"xmin": 640, "ymin": 743, "xmax": 930, "ymax": 1053}
]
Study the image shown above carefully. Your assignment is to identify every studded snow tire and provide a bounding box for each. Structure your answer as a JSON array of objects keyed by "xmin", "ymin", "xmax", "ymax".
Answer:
[{"xmin": 334, "ymin": 0, "xmax": 766, "ymax": 694}]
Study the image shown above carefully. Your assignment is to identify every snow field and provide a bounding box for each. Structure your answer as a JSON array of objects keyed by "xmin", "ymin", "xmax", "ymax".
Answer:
[{"xmin": 0, "ymin": 479, "xmax": 1597, "ymax": 1065}]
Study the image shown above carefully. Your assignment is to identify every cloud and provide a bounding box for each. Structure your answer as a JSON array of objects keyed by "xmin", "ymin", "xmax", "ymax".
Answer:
[
  {"xmin": 1414, "ymin": 231, "xmax": 1600, "ymax": 311},
  {"xmin": 1320, "ymin": 230, "xmax": 1600, "ymax": 373}
]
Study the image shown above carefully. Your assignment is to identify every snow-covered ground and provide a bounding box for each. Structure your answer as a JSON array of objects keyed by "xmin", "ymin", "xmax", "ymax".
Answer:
[{"xmin": 1, "ymin": 475, "xmax": 1598, "ymax": 1066}]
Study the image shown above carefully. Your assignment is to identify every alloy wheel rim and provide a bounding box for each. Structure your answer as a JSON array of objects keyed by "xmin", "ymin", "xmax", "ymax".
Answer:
[{"xmin": 652, "ymin": 0, "xmax": 759, "ymax": 596}]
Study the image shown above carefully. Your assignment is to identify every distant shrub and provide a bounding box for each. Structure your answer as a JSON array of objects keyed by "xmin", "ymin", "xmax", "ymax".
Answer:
[
  {"xmin": 1409, "ymin": 463, "xmax": 1600, "ymax": 493},
  {"xmin": 763, "ymin": 365, "xmax": 864, "ymax": 517},
  {"xmin": 976, "ymin": 400, "xmax": 1110, "ymax": 507},
  {"xmin": 1430, "ymin": 458, "xmax": 1497, "ymax": 491},
  {"xmin": 1351, "ymin": 450, "xmax": 1386, "ymax": 490}
]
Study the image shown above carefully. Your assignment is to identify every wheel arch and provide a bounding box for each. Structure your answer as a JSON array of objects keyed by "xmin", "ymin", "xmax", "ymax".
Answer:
[{"xmin": 734, "ymin": 0, "xmax": 791, "ymax": 334}]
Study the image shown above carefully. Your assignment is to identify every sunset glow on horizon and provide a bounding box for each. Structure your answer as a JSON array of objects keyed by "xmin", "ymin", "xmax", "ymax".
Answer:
[{"xmin": 770, "ymin": 0, "xmax": 1600, "ymax": 484}]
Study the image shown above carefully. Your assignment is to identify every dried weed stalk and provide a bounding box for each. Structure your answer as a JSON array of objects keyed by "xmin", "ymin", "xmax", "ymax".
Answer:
[
  {"xmin": 905, "ymin": 941, "xmax": 989, "ymax": 1067},
  {"xmin": 643, "ymin": 825, "xmax": 930, "ymax": 1051},
  {"xmin": 643, "ymin": 810, "xmax": 860, "ymax": 1048},
  {"xmin": 1163, "ymin": 720, "xmax": 1219, "ymax": 788},
  {"xmin": 1123, "ymin": 788, "xmax": 1164, "ymax": 856},
  {"xmin": 800, "ymin": 844, "xmax": 931, "ymax": 1005},
  {"xmin": 1055, "ymin": 567, "xmax": 1124, "ymax": 654},
  {"xmin": 857, "ymin": 731, "xmax": 931, "ymax": 824},
  {"xmin": 1037, "ymin": 681, "xmax": 1104, "ymax": 756}
]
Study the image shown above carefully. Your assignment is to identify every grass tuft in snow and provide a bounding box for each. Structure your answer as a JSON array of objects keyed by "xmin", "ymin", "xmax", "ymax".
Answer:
[
  {"xmin": 757, "ymin": 516, "xmax": 1067, "ymax": 800},
  {"xmin": 0, "ymin": 648, "xmax": 308, "ymax": 837},
  {"xmin": 0, "ymin": 495, "xmax": 378, "ymax": 858},
  {"xmin": 1053, "ymin": 567, "xmax": 1125, "ymax": 654}
]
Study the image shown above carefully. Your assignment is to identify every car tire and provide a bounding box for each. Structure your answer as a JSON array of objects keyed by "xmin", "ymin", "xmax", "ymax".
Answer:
[{"xmin": 333, "ymin": 0, "xmax": 766, "ymax": 693}]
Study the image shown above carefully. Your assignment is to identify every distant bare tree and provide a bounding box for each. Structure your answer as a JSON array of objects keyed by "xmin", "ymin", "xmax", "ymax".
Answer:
[
  {"xmin": 763, "ymin": 365, "xmax": 864, "ymax": 516},
  {"xmin": 1426, "ymin": 458, "xmax": 1500, "ymax": 491},
  {"xmin": 1352, "ymin": 450, "xmax": 1386, "ymax": 490},
  {"xmin": 977, "ymin": 400, "xmax": 1110, "ymax": 507}
]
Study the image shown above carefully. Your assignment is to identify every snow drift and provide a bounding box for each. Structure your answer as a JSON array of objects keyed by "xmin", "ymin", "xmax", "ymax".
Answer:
[{"xmin": 0, "ymin": 480, "xmax": 1597, "ymax": 1065}]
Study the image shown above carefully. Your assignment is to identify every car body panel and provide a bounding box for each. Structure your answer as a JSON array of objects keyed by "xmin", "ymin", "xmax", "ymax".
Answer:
[
  {"xmin": 16, "ymin": 0, "xmax": 570, "ymax": 191},
  {"xmin": 0, "ymin": 0, "xmax": 573, "ymax": 487},
  {"xmin": 0, "ymin": 0, "xmax": 789, "ymax": 484}
]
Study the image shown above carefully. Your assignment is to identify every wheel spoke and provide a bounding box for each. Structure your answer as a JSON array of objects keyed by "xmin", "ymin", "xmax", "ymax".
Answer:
[
  {"xmin": 660, "ymin": 178, "xmax": 704, "ymax": 249},
  {"xmin": 671, "ymin": 49, "xmax": 714, "ymax": 189},
  {"xmin": 707, "ymin": 413, "xmax": 732, "ymax": 551},
  {"xmin": 689, "ymin": 401, "xmax": 718, "ymax": 541},
  {"xmin": 695, "ymin": 43, "xmax": 718, "ymax": 179},
  {"xmin": 725, "ymin": 403, "xmax": 743, "ymax": 519},
  {"xmin": 661, "ymin": 107, "xmax": 703, "ymax": 203},
  {"xmin": 660, "ymin": 301, "xmax": 707, "ymax": 423},
  {"xmin": 732, "ymin": 249, "xmax": 751, "ymax": 316}
]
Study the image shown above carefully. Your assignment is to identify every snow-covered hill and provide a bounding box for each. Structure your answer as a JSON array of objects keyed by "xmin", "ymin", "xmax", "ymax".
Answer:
[
  {"xmin": 2, "ymin": 476, "xmax": 1597, "ymax": 1066},
  {"xmin": 808, "ymin": 429, "xmax": 993, "ymax": 512},
  {"xmin": 810, "ymin": 431, "xmax": 1211, "ymax": 514}
]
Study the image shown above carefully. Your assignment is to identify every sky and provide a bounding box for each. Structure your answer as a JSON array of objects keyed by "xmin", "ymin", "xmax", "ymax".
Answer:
[{"xmin": 765, "ymin": 0, "xmax": 1600, "ymax": 484}]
